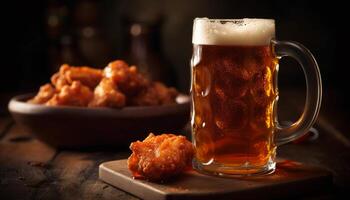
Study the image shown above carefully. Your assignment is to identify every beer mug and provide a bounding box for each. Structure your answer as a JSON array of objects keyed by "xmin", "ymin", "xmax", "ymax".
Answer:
[{"xmin": 191, "ymin": 18, "xmax": 322, "ymax": 176}]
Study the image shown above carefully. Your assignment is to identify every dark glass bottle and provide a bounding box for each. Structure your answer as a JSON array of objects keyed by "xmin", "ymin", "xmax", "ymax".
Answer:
[{"xmin": 121, "ymin": 19, "xmax": 175, "ymax": 86}]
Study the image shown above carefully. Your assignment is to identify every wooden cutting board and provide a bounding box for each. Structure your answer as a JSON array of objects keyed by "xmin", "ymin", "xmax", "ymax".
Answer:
[{"xmin": 99, "ymin": 159, "xmax": 332, "ymax": 200}]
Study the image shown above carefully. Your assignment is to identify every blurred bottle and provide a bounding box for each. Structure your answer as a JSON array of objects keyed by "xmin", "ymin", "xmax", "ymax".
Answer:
[
  {"xmin": 46, "ymin": 0, "xmax": 71, "ymax": 72},
  {"xmin": 121, "ymin": 18, "xmax": 176, "ymax": 86},
  {"xmin": 46, "ymin": 0, "xmax": 111, "ymax": 71},
  {"xmin": 74, "ymin": 0, "xmax": 111, "ymax": 68}
]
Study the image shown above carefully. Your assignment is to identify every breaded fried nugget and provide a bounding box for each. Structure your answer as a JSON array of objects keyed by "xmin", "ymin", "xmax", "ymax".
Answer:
[
  {"xmin": 46, "ymin": 81, "xmax": 93, "ymax": 107},
  {"xmin": 51, "ymin": 72, "xmax": 69, "ymax": 90},
  {"xmin": 51, "ymin": 64, "xmax": 102, "ymax": 90},
  {"xmin": 129, "ymin": 82, "xmax": 178, "ymax": 106},
  {"xmin": 28, "ymin": 84, "xmax": 56, "ymax": 104},
  {"xmin": 104, "ymin": 60, "xmax": 149, "ymax": 96},
  {"xmin": 88, "ymin": 78, "xmax": 126, "ymax": 108},
  {"xmin": 128, "ymin": 133, "xmax": 194, "ymax": 181},
  {"xmin": 152, "ymin": 82, "xmax": 178, "ymax": 104},
  {"xmin": 29, "ymin": 60, "xmax": 179, "ymax": 108}
]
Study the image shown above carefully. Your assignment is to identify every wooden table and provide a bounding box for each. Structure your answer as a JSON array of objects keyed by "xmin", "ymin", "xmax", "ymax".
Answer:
[{"xmin": 1, "ymin": 91, "xmax": 349, "ymax": 199}]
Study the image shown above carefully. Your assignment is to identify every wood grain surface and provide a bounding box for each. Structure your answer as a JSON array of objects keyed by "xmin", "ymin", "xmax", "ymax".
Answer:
[{"xmin": 99, "ymin": 159, "xmax": 332, "ymax": 200}]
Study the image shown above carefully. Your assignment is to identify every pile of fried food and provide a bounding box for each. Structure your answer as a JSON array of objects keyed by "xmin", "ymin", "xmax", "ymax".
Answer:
[
  {"xmin": 28, "ymin": 60, "xmax": 178, "ymax": 108},
  {"xmin": 128, "ymin": 133, "xmax": 194, "ymax": 181}
]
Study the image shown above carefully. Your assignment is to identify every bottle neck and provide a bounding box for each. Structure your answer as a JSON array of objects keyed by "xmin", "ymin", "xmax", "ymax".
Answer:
[
  {"xmin": 129, "ymin": 34, "xmax": 151, "ymax": 59},
  {"xmin": 127, "ymin": 24, "xmax": 162, "ymax": 57}
]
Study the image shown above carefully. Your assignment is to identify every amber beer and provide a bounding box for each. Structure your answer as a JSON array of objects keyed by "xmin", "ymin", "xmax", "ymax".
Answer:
[
  {"xmin": 191, "ymin": 18, "xmax": 278, "ymax": 175},
  {"xmin": 192, "ymin": 18, "xmax": 323, "ymax": 176}
]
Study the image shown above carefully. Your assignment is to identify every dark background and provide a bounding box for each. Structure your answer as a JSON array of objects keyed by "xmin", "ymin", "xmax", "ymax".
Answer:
[{"xmin": 0, "ymin": 0, "xmax": 348, "ymax": 126}]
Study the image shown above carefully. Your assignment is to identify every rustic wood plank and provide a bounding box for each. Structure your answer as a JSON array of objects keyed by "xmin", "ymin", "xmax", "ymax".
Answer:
[
  {"xmin": 278, "ymin": 122, "xmax": 350, "ymax": 189},
  {"xmin": 79, "ymin": 152, "xmax": 139, "ymax": 200},
  {"xmin": 34, "ymin": 151, "xmax": 139, "ymax": 200},
  {"xmin": 0, "ymin": 124, "xmax": 57, "ymax": 200},
  {"xmin": 99, "ymin": 159, "xmax": 332, "ymax": 200}
]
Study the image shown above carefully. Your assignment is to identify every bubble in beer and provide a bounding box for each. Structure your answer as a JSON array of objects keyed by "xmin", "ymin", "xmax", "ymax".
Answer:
[
  {"xmin": 214, "ymin": 74, "xmax": 248, "ymax": 99},
  {"xmin": 242, "ymin": 55, "xmax": 265, "ymax": 77},
  {"xmin": 212, "ymin": 58, "xmax": 250, "ymax": 99},
  {"xmin": 250, "ymin": 67, "xmax": 273, "ymax": 103},
  {"xmin": 214, "ymin": 100, "xmax": 248, "ymax": 131},
  {"xmin": 214, "ymin": 86, "xmax": 226, "ymax": 100}
]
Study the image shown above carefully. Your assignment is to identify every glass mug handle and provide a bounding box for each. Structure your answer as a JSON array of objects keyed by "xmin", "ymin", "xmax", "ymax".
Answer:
[{"xmin": 272, "ymin": 39, "xmax": 322, "ymax": 146}]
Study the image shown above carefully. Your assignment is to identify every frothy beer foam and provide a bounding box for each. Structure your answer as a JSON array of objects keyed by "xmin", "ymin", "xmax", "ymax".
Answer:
[{"xmin": 192, "ymin": 18, "xmax": 275, "ymax": 46}]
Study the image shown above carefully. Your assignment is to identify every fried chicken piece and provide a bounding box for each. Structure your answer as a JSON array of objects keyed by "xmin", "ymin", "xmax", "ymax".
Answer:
[
  {"xmin": 104, "ymin": 60, "xmax": 149, "ymax": 96},
  {"xmin": 51, "ymin": 64, "xmax": 102, "ymax": 90},
  {"xmin": 29, "ymin": 60, "xmax": 179, "ymax": 109},
  {"xmin": 128, "ymin": 133, "xmax": 194, "ymax": 181},
  {"xmin": 88, "ymin": 78, "xmax": 126, "ymax": 108},
  {"xmin": 152, "ymin": 82, "xmax": 178, "ymax": 104},
  {"xmin": 51, "ymin": 72, "xmax": 69, "ymax": 90},
  {"xmin": 28, "ymin": 84, "xmax": 56, "ymax": 104},
  {"xmin": 46, "ymin": 81, "xmax": 93, "ymax": 107},
  {"xmin": 129, "ymin": 82, "xmax": 179, "ymax": 106}
]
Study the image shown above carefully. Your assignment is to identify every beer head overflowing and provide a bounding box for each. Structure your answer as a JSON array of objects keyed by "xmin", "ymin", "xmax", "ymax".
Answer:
[{"xmin": 192, "ymin": 18, "xmax": 275, "ymax": 46}]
